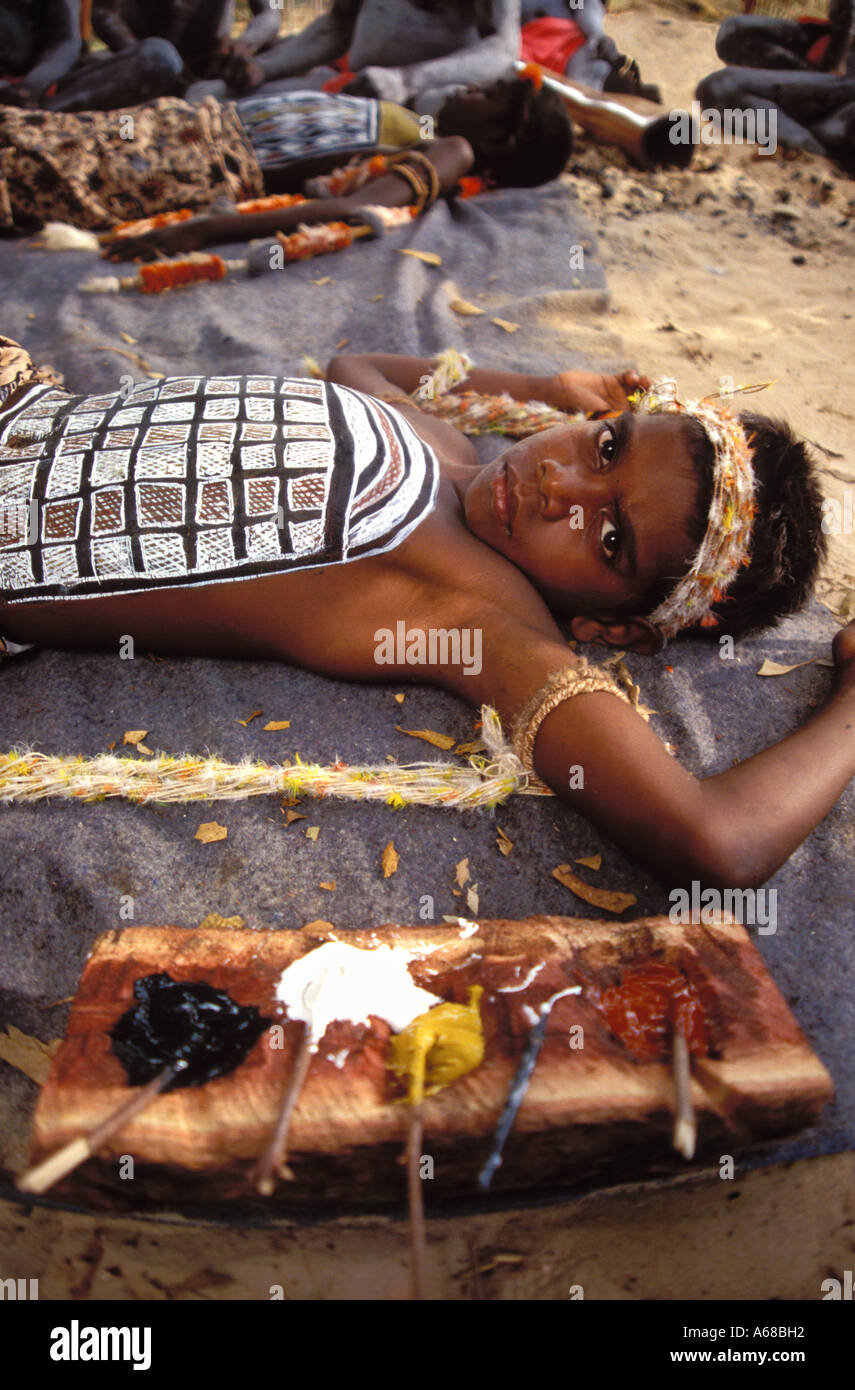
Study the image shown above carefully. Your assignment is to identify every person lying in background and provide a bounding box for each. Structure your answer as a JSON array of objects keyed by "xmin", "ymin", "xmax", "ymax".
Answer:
[
  {"xmin": 91, "ymin": 0, "xmax": 282, "ymax": 97},
  {"xmin": 0, "ymin": 336, "xmax": 845, "ymax": 896},
  {"xmin": 698, "ymin": 0, "xmax": 854, "ymax": 166},
  {"xmin": 0, "ymin": 75, "xmax": 573, "ymax": 241}
]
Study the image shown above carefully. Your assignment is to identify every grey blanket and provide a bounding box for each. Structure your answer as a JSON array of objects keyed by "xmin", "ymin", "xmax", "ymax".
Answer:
[{"xmin": 0, "ymin": 182, "xmax": 850, "ymax": 1207}]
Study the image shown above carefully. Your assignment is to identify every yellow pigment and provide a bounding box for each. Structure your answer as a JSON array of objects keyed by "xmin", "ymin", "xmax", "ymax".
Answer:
[{"xmin": 388, "ymin": 985, "xmax": 484, "ymax": 1105}]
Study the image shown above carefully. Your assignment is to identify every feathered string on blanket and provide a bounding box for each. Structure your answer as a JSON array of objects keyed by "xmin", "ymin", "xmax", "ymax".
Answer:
[{"xmin": 0, "ymin": 708, "xmax": 550, "ymax": 809}]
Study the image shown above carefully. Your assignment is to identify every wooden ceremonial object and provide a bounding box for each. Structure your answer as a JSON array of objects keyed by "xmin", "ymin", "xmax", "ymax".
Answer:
[
  {"xmin": 27, "ymin": 917, "xmax": 832, "ymax": 1210},
  {"xmin": 521, "ymin": 63, "xmax": 697, "ymax": 171}
]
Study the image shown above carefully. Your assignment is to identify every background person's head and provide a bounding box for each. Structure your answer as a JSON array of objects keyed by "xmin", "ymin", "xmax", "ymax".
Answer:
[{"xmin": 437, "ymin": 76, "xmax": 573, "ymax": 188}]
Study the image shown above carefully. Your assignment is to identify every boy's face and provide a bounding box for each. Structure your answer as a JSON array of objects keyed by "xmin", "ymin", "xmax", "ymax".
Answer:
[{"xmin": 462, "ymin": 413, "xmax": 702, "ymax": 620}]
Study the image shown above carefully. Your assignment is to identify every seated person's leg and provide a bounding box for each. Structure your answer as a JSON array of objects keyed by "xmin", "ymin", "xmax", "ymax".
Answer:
[
  {"xmin": 811, "ymin": 98, "xmax": 855, "ymax": 166},
  {"xmin": 696, "ymin": 66, "xmax": 827, "ymax": 154},
  {"xmin": 715, "ymin": 14, "xmax": 817, "ymax": 70},
  {"xmin": 0, "ymin": 8, "xmax": 38, "ymax": 73},
  {"xmin": 43, "ymin": 36, "xmax": 184, "ymax": 112}
]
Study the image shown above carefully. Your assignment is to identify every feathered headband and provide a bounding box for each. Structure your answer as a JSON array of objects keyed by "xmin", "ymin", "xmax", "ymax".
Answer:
[{"xmin": 636, "ymin": 379, "xmax": 767, "ymax": 641}]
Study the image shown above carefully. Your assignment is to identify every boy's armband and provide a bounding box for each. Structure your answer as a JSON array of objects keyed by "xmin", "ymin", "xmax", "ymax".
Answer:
[{"xmin": 511, "ymin": 661, "xmax": 632, "ymax": 775}]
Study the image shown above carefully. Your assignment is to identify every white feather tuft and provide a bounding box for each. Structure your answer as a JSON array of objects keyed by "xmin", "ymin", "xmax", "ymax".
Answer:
[{"xmin": 41, "ymin": 223, "xmax": 101, "ymax": 252}]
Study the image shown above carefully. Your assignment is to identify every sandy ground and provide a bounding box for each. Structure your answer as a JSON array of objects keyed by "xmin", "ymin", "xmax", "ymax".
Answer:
[{"xmin": 570, "ymin": 5, "xmax": 855, "ymax": 620}]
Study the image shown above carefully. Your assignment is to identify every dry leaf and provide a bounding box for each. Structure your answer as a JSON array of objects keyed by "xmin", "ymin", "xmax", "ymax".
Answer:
[
  {"xmin": 552, "ymin": 864, "xmax": 636, "ymax": 914},
  {"xmin": 576, "ymin": 853, "xmax": 602, "ymax": 871},
  {"xmin": 455, "ymin": 856, "xmax": 470, "ymax": 887},
  {"xmin": 122, "ymin": 729, "xmax": 153, "ymax": 756},
  {"xmin": 319, "ymin": 881, "xmax": 337, "ymax": 891},
  {"xmin": 465, "ymin": 884, "xmax": 480, "ymax": 915},
  {"xmin": 237, "ymin": 709, "xmax": 263, "ymax": 726},
  {"xmin": 263, "ymin": 720, "xmax": 291, "ymax": 731},
  {"xmin": 303, "ymin": 919, "xmax": 335, "ymax": 931},
  {"xmin": 756, "ymin": 658, "xmax": 832, "ymax": 677},
  {"xmin": 283, "ymin": 808, "xmax": 306, "ymax": 825},
  {"xmin": 0, "ymin": 1026, "xmax": 61, "ymax": 1085},
  {"xmin": 119, "ymin": 331, "xmax": 138, "ymax": 345},
  {"xmin": 147, "ymin": 371, "xmax": 165, "ymax": 381},
  {"xmin": 396, "ymin": 725, "xmax": 456, "ymax": 750},
  {"xmin": 335, "ymin": 338, "xmax": 350, "ymax": 350},
  {"xmin": 449, "ymin": 296, "xmax": 484, "ymax": 316},
  {"xmin": 454, "ymin": 738, "xmax": 486, "ymax": 756},
  {"xmin": 496, "ymin": 827, "xmax": 513, "ymax": 857},
  {"xmin": 301, "ymin": 355, "xmax": 323, "ymax": 378},
  {"xmin": 94, "ymin": 343, "xmax": 151, "ymax": 371},
  {"xmin": 198, "ymin": 913, "xmax": 245, "ymax": 930},
  {"xmin": 195, "ymin": 821, "xmax": 228, "ymax": 844},
  {"xmin": 381, "ymin": 841, "xmax": 400, "ymax": 878},
  {"xmin": 492, "ymin": 317, "xmax": 520, "ymax": 333},
  {"xmin": 372, "ymin": 293, "xmax": 384, "ymax": 301},
  {"xmin": 397, "ymin": 248, "xmax": 442, "ymax": 266},
  {"xmin": 394, "ymin": 693, "xmax": 405, "ymax": 705},
  {"xmin": 313, "ymin": 275, "xmax": 331, "ymax": 285},
  {"xmin": 306, "ymin": 826, "xmax": 320, "ymax": 841}
]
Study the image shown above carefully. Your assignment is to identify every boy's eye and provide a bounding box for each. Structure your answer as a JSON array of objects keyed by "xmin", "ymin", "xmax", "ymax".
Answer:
[
  {"xmin": 598, "ymin": 427, "xmax": 617, "ymax": 466},
  {"xmin": 599, "ymin": 514, "xmax": 621, "ymax": 560}
]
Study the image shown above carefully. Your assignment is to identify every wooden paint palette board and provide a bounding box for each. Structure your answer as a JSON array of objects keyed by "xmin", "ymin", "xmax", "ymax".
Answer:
[{"xmin": 28, "ymin": 916, "xmax": 832, "ymax": 1210}]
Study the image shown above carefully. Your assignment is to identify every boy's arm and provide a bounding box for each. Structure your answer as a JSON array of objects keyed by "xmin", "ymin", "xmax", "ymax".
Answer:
[
  {"xmin": 327, "ymin": 352, "xmax": 648, "ymax": 416},
  {"xmin": 441, "ymin": 610, "xmax": 855, "ymax": 890}
]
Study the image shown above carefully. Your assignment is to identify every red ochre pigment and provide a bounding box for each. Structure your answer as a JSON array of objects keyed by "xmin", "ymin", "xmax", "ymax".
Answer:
[{"xmin": 590, "ymin": 963, "xmax": 709, "ymax": 1060}]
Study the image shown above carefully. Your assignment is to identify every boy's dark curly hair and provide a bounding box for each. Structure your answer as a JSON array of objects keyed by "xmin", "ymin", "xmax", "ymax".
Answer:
[
  {"xmin": 482, "ymin": 82, "xmax": 574, "ymax": 188},
  {"xmin": 658, "ymin": 412, "xmax": 828, "ymax": 641}
]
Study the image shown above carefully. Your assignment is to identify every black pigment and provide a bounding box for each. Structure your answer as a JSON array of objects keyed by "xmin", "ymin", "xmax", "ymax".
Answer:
[{"xmin": 110, "ymin": 973, "xmax": 271, "ymax": 1089}]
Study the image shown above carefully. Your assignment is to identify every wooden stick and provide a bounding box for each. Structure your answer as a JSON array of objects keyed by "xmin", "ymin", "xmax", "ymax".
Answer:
[
  {"xmin": 16, "ymin": 1060, "xmax": 186, "ymax": 1195},
  {"xmin": 672, "ymin": 1028, "xmax": 697, "ymax": 1160},
  {"xmin": 407, "ymin": 1107, "xmax": 427, "ymax": 1300},
  {"xmin": 255, "ymin": 1022, "xmax": 313, "ymax": 1196}
]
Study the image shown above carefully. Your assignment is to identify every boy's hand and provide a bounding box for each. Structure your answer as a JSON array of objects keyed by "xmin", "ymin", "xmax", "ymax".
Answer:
[{"xmin": 540, "ymin": 369, "xmax": 651, "ymax": 417}]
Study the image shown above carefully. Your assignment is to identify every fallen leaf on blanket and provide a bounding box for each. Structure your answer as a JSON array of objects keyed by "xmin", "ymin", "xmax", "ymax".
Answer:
[
  {"xmin": 301, "ymin": 355, "xmax": 323, "ymax": 379},
  {"xmin": 552, "ymin": 864, "xmax": 636, "ymax": 914},
  {"xmin": 263, "ymin": 720, "xmax": 291, "ymax": 730},
  {"xmin": 398, "ymin": 248, "xmax": 442, "ymax": 266},
  {"xmin": 0, "ymin": 1026, "xmax": 61, "ymax": 1085},
  {"xmin": 455, "ymin": 857, "xmax": 470, "ymax": 887},
  {"xmin": 120, "ymin": 331, "xmax": 138, "ymax": 345},
  {"xmin": 449, "ymin": 296, "xmax": 485, "ymax": 316},
  {"xmin": 396, "ymin": 725, "xmax": 456, "ymax": 750},
  {"xmin": 306, "ymin": 826, "xmax": 320, "ymax": 841},
  {"xmin": 283, "ymin": 808, "xmax": 306, "ymax": 825},
  {"xmin": 198, "ymin": 913, "xmax": 245, "ymax": 930},
  {"xmin": 756, "ymin": 657, "xmax": 833, "ymax": 677},
  {"xmin": 303, "ymin": 919, "xmax": 335, "ymax": 932},
  {"xmin": 319, "ymin": 881, "xmax": 336, "ymax": 891},
  {"xmin": 335, "ymin": 338, "xmax": 350, "ymax": 350},
  {"xmin": 496, "ymin": 826, "xmax": 513, "ymax": 856},
  {"xmin": 466, "ymin": 884, "xmax": 480, "ymax": 915},
  {"xmin": 394, "ymin": 693, "xmax": 405, "ymax": 704},
  {"xmin": 452, "ymin": 889, "xmax": 461, "ymax": 896},
  {"xmin": 372, "ymin": 293, "xmax": 384, "ymax": 301},
  {"xmin": 195, "ymin": 822, "xmax": 228, "ymax": 843},
  {"xmin": 147, "ymin": 372, "xmax": 165, "ymax": 381},
  {"xmin": 94, "ymin": 343, "xmax": 151, "ymax": 371},
  {"xmin": 313, "ymin": 276, "xmax": 331, "ymax": 285},
  {"xmin": 381, "ymin": 841, "xmax": 400, "ymax": 878},
  {"xmin": 454, "ymin": 738, "xmax": 486, "ymax": 756},
  {"xmin": 40, "ymin": 997, "xmax": 73, "ymax": 1009},
  {"xmin": 492, "ymin": 317, "xmax": 519, "ymax": 333},
  {"xmin": 237, "ymin": 709, "xmax": 263, "ymax": 726},
  {"xmin": 122, "ymin": 729, "xmax": 153, "ymax": 755},
  {"xmin": 575, "ymin": 853, "xmax": 602, "ymax": 871},
  {"xmin": 26, "ymin": 312, "xmax": 36, "ymax": 321}
]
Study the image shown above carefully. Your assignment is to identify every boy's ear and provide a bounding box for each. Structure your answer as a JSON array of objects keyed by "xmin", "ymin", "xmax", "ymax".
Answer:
[{"xmin": 569, "ymin": 615, "xmax": 665, "ymax": 655}]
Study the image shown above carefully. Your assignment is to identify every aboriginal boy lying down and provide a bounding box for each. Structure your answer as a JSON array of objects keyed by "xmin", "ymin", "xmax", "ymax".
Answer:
[{"xmin": 0, "ymin": 336, "xmax": 847, "ymax": 892}]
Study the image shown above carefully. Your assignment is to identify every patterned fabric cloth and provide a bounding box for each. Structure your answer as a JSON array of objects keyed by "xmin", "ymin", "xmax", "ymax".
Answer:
[
  {"xmin": 236, "ymin": 89, "xmax": 386, "ymax": 170},
  {"xmin": 0, "ymin": 97, "xmax": 264, "ymax": 232},
  {"xmin": 0, "ymin": 340, "xmax": 439, "ymax": 604}
]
